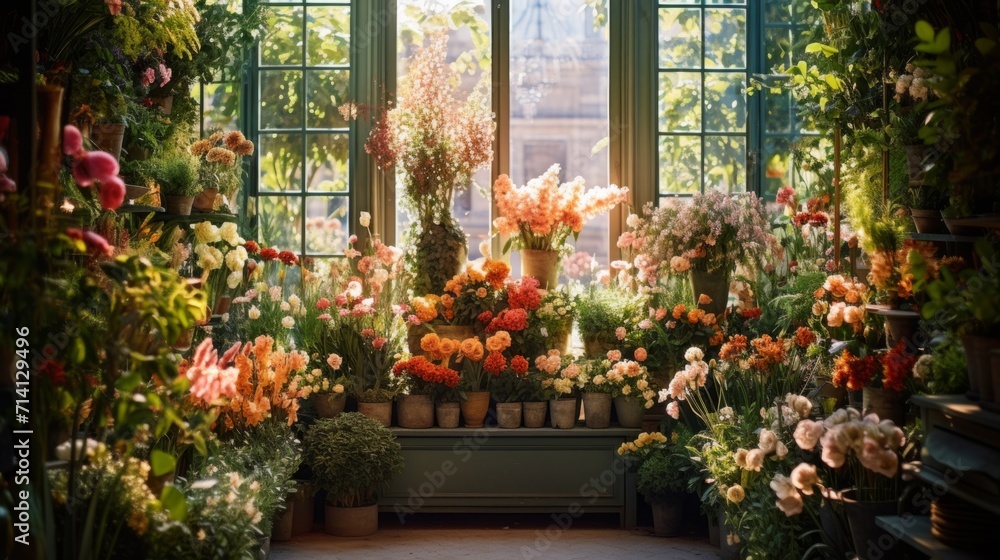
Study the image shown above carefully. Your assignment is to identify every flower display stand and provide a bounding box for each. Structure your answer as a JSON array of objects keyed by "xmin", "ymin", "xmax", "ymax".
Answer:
[{"xmin": 379, "ymin": 427, "xmax": 640, "ymax": 528}]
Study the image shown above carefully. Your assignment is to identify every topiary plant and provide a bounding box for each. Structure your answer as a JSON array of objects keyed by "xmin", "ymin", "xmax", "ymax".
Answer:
[
  {"xmin": 636, "ymin": 446, "xmax": 692, "ymax": 504},
  {"xmin": 303, "ymin": 413, "xmax": 403, "ymax": 507}
]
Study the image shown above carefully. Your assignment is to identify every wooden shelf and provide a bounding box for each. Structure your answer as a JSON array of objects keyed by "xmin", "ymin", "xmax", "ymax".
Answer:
[
  {"xmin": 946, "ymin": 216, "xmax": 1000, "ymax": 231},
  {"xmin": 911, "ymin": 395, "xmax": 1000, "ymax": 432},
  {"xmin": 875, "ymin": 515, "xmax": 988, "ymax": 559},
  {"xmin": 151, "ymin": 212, "xmax": 238, "ymax": 224},
  {"xmin": 389, "ymin": 426, "xmax": 643, "ymax": 437},
  {"xmin": 117, "ymin": 204, "xmax": 163, "ymax": 214},
  {"xmin": 908, "ymin": 462, "xmax": 1000, "ymax": 517},
  {"xmin": 907, "ymin": 232, "xmax": 981, "ymax": 243}
]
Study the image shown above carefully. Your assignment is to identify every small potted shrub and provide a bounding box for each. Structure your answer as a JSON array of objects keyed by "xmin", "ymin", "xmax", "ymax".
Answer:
[
  {"xmin": 637, "ymin": 446, "xmax": 691, "ymax": 537},
  {"xmin": 303, "ymin": 413, "xmax": 403, "ymax": 536},
  {"xmin": 158, "ymin": 154, "xmax": 201, "ymax": 215},
  {"xmin": 119, "ymin": 159, "xmax": 159, "ymax": 204},
  {"xmin": 577, "ymin": 284, "xmax": 644, "ymax": 358}
]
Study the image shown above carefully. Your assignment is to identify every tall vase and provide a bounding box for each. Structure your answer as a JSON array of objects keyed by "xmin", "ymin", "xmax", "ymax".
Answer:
[
  {"xmin": 843, "ymin": 496, "xmax": 902, "ymax": 560},
  {"xmin": 520, "ymin": 249, "xmax": 561, "ymax": 289},
  {"xmin": 414, "ymin": 215, "xmax": 467, "ymax": 295},
  {"xmin": 460, "ymin": 391, "xmax": 490, "ymax": 428},
  {"xmin": 613, "ymin": 396, "xmax": 645, "ymax": 429},
  {"xmin": 862, "ymin": 387, "xmax": 906, "ymax": 426},
  {"xmin": 689, "ymin": 268, "xmax": 729, "ymax": 317}
]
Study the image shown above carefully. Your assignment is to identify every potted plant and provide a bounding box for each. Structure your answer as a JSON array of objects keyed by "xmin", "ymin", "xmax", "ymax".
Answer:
[
  {"xmin": 532, "ymin": 286, "xmax": 578, "ymax": 353},
  {"xmin": 303, "ymin": 413, "xmax": 404, "ymax": 537},
  {"xmin": 119, "ymin": 159, "xmax": 158, "ymax": 204},
  {"xmin": 635, "ymin": 440, "xmax": 691, "ymax": 537},
  {"xmin": 393, "ymin": 355, "xmax": 461, "ymax": 429},
  {"xmin": 189, "ymin": 130, "xmax": 254, "ymax": 212},
  {"xmin": 532, "ymin": 350, "xmax": 583, "ymax": 429},
  {"xmin": 454, "ymin": 333, "xmax": 500, "ymax": 428},
  {"xmin": 905, "ymin": 183, "xmax": 948, "ymax": 234},
  {"xmin": 491, "ymin": 354, "xmax": 531, "ymax": 429},
  {"xmin": 578, "ymin": 358, "xmax": 615, "ymax": 428},
  {"xmin": 493, "ymin": 165, "xmax": 628, "ymax": 288},
  {"xmin": 577, "ymin": 284, "xmax": 645, "ymax": 359},
  {"xmin": 158, "ymin": 153, "xmax": 201, "ymax": 215},
  {"xmin": 295, "ymin": 357, "xmax": 348, "ymax": 419}
]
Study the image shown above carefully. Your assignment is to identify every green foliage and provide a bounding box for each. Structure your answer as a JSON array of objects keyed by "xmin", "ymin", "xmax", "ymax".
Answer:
[
  {"xmin": 636, "ymin": 441, "xmax": 695, "ymax": 503},
  {"xmin": 409, "ymin": 218, "xmax": 468, "ymax": 296},
  {"xmin": 923, "ymin": 335, "xmax": 969, "ymax": 395},
  {"xmin": 761, "ymin": 271, "xmax": 827, "ymax": 334},
  {"xmin": 158, "ymin": 154, "xmax": 201, "ymax": 197},
  {"xmin": 303, "ymin": 413, "xmax": 403, "ymax": 508},
  {"xmin": 577, "ymin": 285, "xmax": 645, "ymax": 346},
  {"xmin": 913, "ymin": 238, "xmax": 1000, "ymax": 335},
  {"xmin": 120, "ymin": 159, "xmax": 161, "ymax": 188}
]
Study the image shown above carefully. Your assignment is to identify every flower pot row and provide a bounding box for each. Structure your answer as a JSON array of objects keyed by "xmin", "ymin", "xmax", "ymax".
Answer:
[{"xmin": 311, "ymin": 392, "xmax": 649, "ymax": 429}]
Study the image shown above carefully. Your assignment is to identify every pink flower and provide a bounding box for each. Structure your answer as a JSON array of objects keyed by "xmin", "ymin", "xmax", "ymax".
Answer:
[
  {"xmin": 317, "ymin": 313, "xmax": 332, "ymax": 321},
  {"xmin": 793, "ymin": 419, "xmax": 825, "ymax": 451},
  {"xmin": 372, "ymin": 337, "xmax": 387, "ymax": 350},
  {"xmin": 666, "ymin": 401, "xmax": 680, "ymax": 419},
  {"xmin": 316, "ymin": 297, "xmax": 331, "ymax": 310},
  {"xmin": 80, "ymin": 230, "xmax": 114, "ymax": 257},
  {"xmin": 73, "ymin": 151, "xmax": 120, "ymax": 187},
  {"xmin": 158, "ymin": 63, "xmax": 172, "ymax": 87},
  {"xmin": 141, "ymin": 68, "xmax": 156, "ymax": 87},
  {"xmin": 790, "ymin": 463, "xmax": 821, "ymax": 496},
  {"xmin": 638, "ymin": 319, "xmax": 653, "ymax": 330},
  {"xmin": 326, "ymin": 353, "xmax": 343, "ymax": 370},
  {"xmin": 63, "ymin": 125, "xmax": 84, "ymax": 156},
  {"xmin": 607, "ymin": 349, "xmax": 622, "ymax": 362},
  {"xmin": 105, "ymin": 0, "xmax": 122, "ymax": 16},
  {"xmin": 184, "ymin": 339, "xmax": 239, "ymax": 404},
  {"xmin": 615, "ymin": 327, "xmax": 626, "ymax": 340},
  {"xmin": 633, "ymin": 347, "xmax": 647, "ymax": 362},
  {"xmin": 98, "ymin": 176, "xmax": 125, "ymax": 210}
]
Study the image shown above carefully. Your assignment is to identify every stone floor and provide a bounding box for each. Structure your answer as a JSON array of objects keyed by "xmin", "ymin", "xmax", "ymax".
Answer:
[{"xmin": 271, "ymin": 514, "xmax": 723, "ymax": 560}]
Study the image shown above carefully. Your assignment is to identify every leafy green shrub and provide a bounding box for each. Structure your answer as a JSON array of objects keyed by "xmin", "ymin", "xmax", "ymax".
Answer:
[
  {"xmin": 637, "ymin": 447, "xmax": 692, "ymax": 503},
  {"xmin": 303, "ymin": 413, "xmax": 403, "ymax": 507},
  {"xmin": 158, "ymin": 154, "xmax": 201, "ymax": 196},
  {"xmin": 920, "ymin": 335, "xmax": 969, "ymax": 395},
  {"xmin": 577, "ymin": 286, "xmax": 645, "ymax": 345}
]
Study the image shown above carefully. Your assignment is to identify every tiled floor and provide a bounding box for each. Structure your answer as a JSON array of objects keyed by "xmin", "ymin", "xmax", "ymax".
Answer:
[{"xmin": 272, "ymin": 514, "xmax": 723, "ymax": 560}]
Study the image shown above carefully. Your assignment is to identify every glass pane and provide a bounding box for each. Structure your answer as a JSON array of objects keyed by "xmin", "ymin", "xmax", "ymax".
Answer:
[
  {"xmin": 763, "ymin": 136, "xmax": 792, "ymax": 200},
  {"xmin": 704, "ymin": 136, "xmax": 745, "ymax": 192},
  {"xmin": 306, "ymin": 196, "xmax": 349, "ymax": 254},
  {"xmin": 306, "ymin": 133, "xmax": 349, "ymax": 192},
  {"xmin": 659, "ymin": 72, "xmax": 701, "ymax": 132},
  {"xmin": 704, "ymin": 9, "xmax": 746, "ymax": 69},
  {"xmin": 396, "ymin": 0, "xmax": 493, "ymax": 257},
  {"xmin": 261, "ymin": 6, "xmax": 304, "ymax": 66},
  {"xmin": 765, "ymin": 0, "xmax": 793, "ymax": 22},
  {"xmin": 307, "ymin": 6, "xmax": 351, "ymax": 66},
  {"xmin": 260, "ymin": 70, "xmax": 303, "ymax": 129},
  {"xmin": 704, "ymin": 72, "xmax": 746, "ymax": 132},
  {"xmin": 202, "ymin": 82, "xmax": 240, "ymax": 132},
  {"xmin": 766, "ymin": 28, "xmax": 792, "ymax": 69},
  {"xmin": 510, "ymin": 0, "xmax": 611, "ymax": 272},
  {"xmin": 658, "ymin": 8, "xmax": 701, "ymax": 68},
  {"xmin": 658, "ymin": 135, "xmax": 701, "ymax": 194},
  {"xmin": 307, "ymin": 70, "xmax": 350, "ymax": 128},
  {"xmin": 259, "ymin": 196, "xmax": 303, "ymax": 253},
  {"xmin": 259, "ymin": 133, "xmax": 304, "ymax": 193},
  {"xmin": 765, "ymin": 90, "xmax": 792, "ymax": 133}
]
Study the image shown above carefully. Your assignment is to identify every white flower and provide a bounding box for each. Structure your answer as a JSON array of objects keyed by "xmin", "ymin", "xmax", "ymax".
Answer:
[
  {"xmin": 192, "ymin": 221, "xmax": 221, "ymax": 244},
  {"xmin": 626, "ymin": 213, "xmax": 640, "ymax": 228},
  {"xmin": 282, "ymin": 316, "xmax": 295, "ymax": 329},
  {"xmin": 221, "ymin": 313, "xmax": 230, "ymax": 323},
  {"xmin": 359, "ymin": 211, "xmax": 371, "ymax": 227},
  {"xmin": 219, "ymin": 222, "xmax": 244, "ymax": 246},
  {"xmin": 54, "ymin": 438, "xmax": 101, "ymax": 461},
  {"xmin": 280, "ymin": 301, "xmax": 291, "ymax": 311},
  {"xmin": 287, "ymin": 294, "xmax": 301, "ymax": 309},
  {"xmin": 227, "ymin": 270, "xmax": 243, "ymax": 289},
  {"xmin": 248, "ymin": 305, "xmax": 261, "ymax": 320},
  {"xmin": 684, "ymin": 347, "xmax": 704, "ymax": 363}
]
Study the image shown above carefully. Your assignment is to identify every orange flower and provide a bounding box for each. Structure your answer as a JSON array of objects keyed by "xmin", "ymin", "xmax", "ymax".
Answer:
[
  {"xmin": 793, "ymin": 327, "xmax": 817, "ymax": 348},
  {"xmin": 484, "ymin": 259, "xmax": 510, "ymax": 289},
  {"xmin": 445, "ymin": 276, "xmax": 465, "ymax": 295},
  {"xmin": 672, "ymin": 304, "xmax": 686, "ymax": 320},
  {"xmin": 420, "ymin": 333, "xmax": 441, "ymax": 354},
  {"xmin": 687, "ymin": 308, "xmax": 705, "ymax": 325},
  {"xmin": 511, "ymin": 355, "xmax": 529, "ymax": 375},
  {"xmin": 750, "ymin": 335, "xmax": 786, "ymax": 369},
  {"xmin": 485, "ymin": 331, "xmax": 512, "ymax": 353},
  {"xmin": 476, "ymin": 287, "xmax": 488, "ymax": 298},
  {"xmin": 701, "ymin": 312, "xmax": 716, "ymax": 327},
  {"xmin": 813, "ymin": 287, "xmax": 826, "ymax": 299},
  {"xmin": 719, "ymin": 335, "xmax": 748, "ymax": 361},
  {"xmin": 708, "ymin": 327, "xmax": 724, "ymax": 346},
  {"xmin": 439, "ymin": 338, "xmax": 459, "ymax": 359},
  {"xmin": 440, "ymin": 293, "xmax": 455, "ymax": 309},
  {"xmin": 697, "ymin": 293, "xmax": 713, "ymax": 305},
  {"xmin": 484, "ymin": 351, "xmax": 507, "ymax": 376}
]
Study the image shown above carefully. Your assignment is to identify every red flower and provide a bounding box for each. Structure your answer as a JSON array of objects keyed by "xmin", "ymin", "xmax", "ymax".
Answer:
[
  {"xmin": 278, "ymin": 251, "xmax": 299, "ymax": 266},
  {"xmin": 244, "ymin": 240, "xmax": 260, "ymax": 254},
  {"xmin": 511, "ymin": 355, "xmax": 529, "ymax": 375},
  {"xmin": 316, "ymin": 298, "xmax": 331, "ymax": 310},
  {"xmin": 883, "ymin": 341, "xmax": 917, "ymax": 392},
  {"xmin": 808, "ymin": 212, "xmax": 829, "ymax": 227},
  {"xmin": 39, "ymin": 360, "xmax": 66, "ymax": 387},
  {"xmin": 260, "ymin": 248, "xmax": 279, "ymax": 261},
  {"xmin": 776, "ymin": 186, "xmax": 796, "ymax": 206},
  {"xmin": 477, "ymin": 310, "xmax": 493, "ymax": 324},
  {"xmin": 486, "ymin": 307, "xmax": 529, "ymax": 333},
  {"xmin": 506, "ymin": 277, "xmax": 542, "ymax": 310},
  {"xmin": 393, "ymin": 356, "xmax": 460, "ymax": 388},
  {"xmin": 793, "ymin": 327, "xmax": 817, "ymax": 348},
  {"xmin": 740, "ymin": 307, "xmax": 762, "ymax": 320},
  {"xmin": 484, "ymin": 351, "xmax": 507, "ymax": 376},
  {"xmin": 832, "ymin": 351, "xmax": 880, "ymax": 391}
]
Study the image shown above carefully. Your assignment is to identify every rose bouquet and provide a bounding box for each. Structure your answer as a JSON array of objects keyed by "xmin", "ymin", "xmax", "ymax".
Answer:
[
  {"xmin": 493, "ymin": 164, "xmax": 629, "ymax": 255},
  {"xmin": 809, "ymin": 274, "xmax": 871, "ymax": 344}
]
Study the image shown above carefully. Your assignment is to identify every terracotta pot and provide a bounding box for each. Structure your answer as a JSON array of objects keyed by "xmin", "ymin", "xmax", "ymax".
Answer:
[
  {"xmin": 614, "ymin": 396, "xmax": 645, "ymax": 429},
  {"xmin": 407, "ymin": 324, "xmax": 477, "ymax": 357},
  {"xmin": 193, "ymin": 187, "xmax": 219, "ymax": 212},
  {"xmin": 162, "ymin": 195, "xmax": 195, "ymax": 216},
  {"xmin": 522, "ymin": 401, "xmax": 547, "ymax": 428},
  {"xmin": 435, "ymin": 402, "xmax": 460, "ymax": 428},
  {"xmin": 881, "ymin": 309, "xmax": 920, "ymax": 349},
  {"xmin": 397, "ymin": 394, "xmax": 434, "ymax": 428},
  {"xmin": 460, "ymin": 391, "xmax": 490, "ymax": 428},
  {"xmin": 271, "ymin": 499, "xmax": 294, "ymax": 541},
  {"xmin": 843, "ymin": 496, "xmax": 902, "ymax": 560},
  {"xmin": 549, "ymin": 397, "xmax": 577, "ymax": 429},
  {"xmin": 91, "ymin": 123, "xmax": 126, "ymax": 160},
  {"xmin": 213, "ymin": 296, "xmax": 232, "ymax": 316},
  {"xmin": 357, "ymin": 401, "xmax": 392, "ymax": 428},
  {"xmin": 496, "ymin": 402, "xmax": 522, "ymax": 429},
  {"xmin": 651, "ymin": 496, "xmax": 684, "ymax": 537},
  {"xmin": 582, "ymin": 392, "xmax": 612, "ymax": 429},
  {"xmin": 312, "ymin": 393, "xmax": 346, "ymax": 418},
  {"xmin": 689, "ymin": 268, "xmax": 729, "ymax": 316},
  {"xmin": 905, "ymin": 144, "xmax": 927, "ymax": 185},
  {"xmin": 943, "ymin": 217, "xmax": 980, "ymax": 237},
  {"xmin": 124, "ymin": 184, "xmax": 150, "ymax": 203},
  {"xmin": 582, "ymin": 337, "xmax": 616, "ymax": 359},
  {"xmin": 324, "ymin": 503, "xmax": 377, "ymax": 537},
  {"xmin": 862, "ymin": 387, "xmax": 906, "ymax": 426},
  {"xmin": 520, "ymin": 249, "xmax": 561, "ymax": 289},
  {"xmin": 968, "ymin": 335, "xmax": 1000, "ymax": 404},
  {"xmin": 910, "ymin": 208, "xmax": 945, "ymax": 234},
  {"xmin": 172, "ymin": 327, "xmax": 195, "ymax": 351}
]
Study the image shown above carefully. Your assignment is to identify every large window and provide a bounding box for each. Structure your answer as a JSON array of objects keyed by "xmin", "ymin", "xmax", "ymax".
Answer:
[
  {"xmin": 255, "ymin": 0, "xmax": 352, "ymax": 260},
  {"xmin": 657, "ymin": 1, "xmax": 748, "ymax": 197}
]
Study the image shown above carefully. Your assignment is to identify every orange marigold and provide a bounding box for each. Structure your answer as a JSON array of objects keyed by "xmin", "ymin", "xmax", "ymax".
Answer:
[
  {"xmin": 719, "ymin": 335, "xmax": 748, "ymax": 361},
  {"xmin": 511, "ymin": 355, "xmax": 529, "ymax": 375},
  {"xmin": 484, "ymin": 259, "xmax": 510, "ymax": 288},
  {"xmin": 687, "ymin": 308, "xmax": 705, "ymax": 325},
  {"xmin": 793, "ymin": 327, "xmax": 817, "ymax": 348}
]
